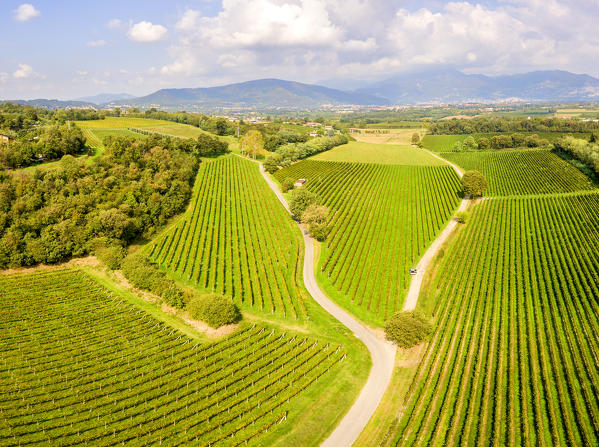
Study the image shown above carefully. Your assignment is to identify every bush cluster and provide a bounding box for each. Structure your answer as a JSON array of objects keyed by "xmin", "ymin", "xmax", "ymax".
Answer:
[
  {"xmin": 385, "ymin": 311, "xmax": 432, "ymax": 348},
  {"xmin": 186, "ymin": 293, "xmax": 240, "ymax": 328},
  {"xmin": 121, "ymin": 253, "xmax": 185, "ymax": 308},
  {"xmin": 289, "ymin": 188, "xmax": 320, "ymax": 217},
  {"xmin": 263, "ymin": 135, "xmax": 348, "ymax": 173}
]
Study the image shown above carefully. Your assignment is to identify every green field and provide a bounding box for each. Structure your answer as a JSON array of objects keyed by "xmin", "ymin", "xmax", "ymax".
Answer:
[
  {"xmin": 311, "ymin": 141, "xmax": 445, "ymax": 166},
  {"xmin": 148, "ymin": 155, "xmax": 306, "ymax": 320},
  {"xmin": 274, "ymin": 160, "xmax": 461, "ymax": 325},
  {"xmin": 442, "ymin": 150, "xmax": 597, "ymax": 196},
  {"xmin": 135, "ymin": 124, "xmax": 210, "ymax": 139},
  {"xmin": 393, "ymin": 192, "xmax": 599, "ymax": 446},
  {"xmin": 74, "ymin": 117, "xmax": 175, "ymax": 129},
  {"xmin": 421, "ymin": 132, "xmax": 590, "ymax": 152},
  {"xmin": 0, "ymin": 269, "xmax": 348, "ymax": 446}
]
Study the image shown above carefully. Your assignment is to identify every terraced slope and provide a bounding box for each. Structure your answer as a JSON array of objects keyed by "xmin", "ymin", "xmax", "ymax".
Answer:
[
  {"xmin": 442, "ymin": 150, "xmax": 596, "ymax": 196},
  {"xmin": 0, "ymin": 269, "xmax": 344, "ymax": 446},
  {"xmin": 274, "ymin": 160, "xmax": 461, "ymax": 325},
  {"xmin": 149, "ymin": 156, "xmax": 306, "ymax": 320},
  {"xmin": 392, "ymin": 192, "xmax": 599, "ymax": 446}
]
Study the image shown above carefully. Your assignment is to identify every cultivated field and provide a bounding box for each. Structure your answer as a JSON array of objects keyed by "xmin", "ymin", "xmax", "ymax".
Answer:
[
  {"xmin": 393, "ymin": 192, "xmax": 599, "ymax": 446},
  {"xmin": 349, "ymin": 128, "xmax": 424, "ymax": 145},
  {"xmin": 0, "ymin": 269, "xmax": 345, "ymax": 446},
  {"xmin": 442, "ymin": 150, "xmax": 597, "ymax": 196},
  {"xmin": 311, "ymin": 141, "xmax": 446, "ymax": 166},
  {"xmin": 274, "ymin": 160, "xmax": 461, "ymax": 324},
  {"xmin": 148, "ymin": 155, "xmax": 306, "ymax": 320}
]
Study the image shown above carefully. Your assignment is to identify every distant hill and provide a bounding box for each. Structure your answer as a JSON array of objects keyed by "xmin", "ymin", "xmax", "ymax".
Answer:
[
  {"xmin": 75, "ymin": 93, "xmax": 135, "ymax": 105},
  {"xmin": 107, "ymin": 79, "xmax": 389, "ymax": 109},
  {"xmin": 0, "ymin": 99, "xmax": 95, "ymax": 109},
  {"xmin": 355, "ymin": 69, "xmax": 599, "ymax": 103}
]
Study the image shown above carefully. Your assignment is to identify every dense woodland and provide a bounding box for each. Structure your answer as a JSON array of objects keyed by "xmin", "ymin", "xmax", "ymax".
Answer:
[{"xmin": 0, "ymin": 133, "xmax": 228, "ymax": 267}]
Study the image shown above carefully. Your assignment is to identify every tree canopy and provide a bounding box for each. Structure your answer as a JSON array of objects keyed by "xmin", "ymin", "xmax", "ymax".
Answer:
[{"xmin": 461, "ymin": 170, "xmax": 488, "ymax": 197}]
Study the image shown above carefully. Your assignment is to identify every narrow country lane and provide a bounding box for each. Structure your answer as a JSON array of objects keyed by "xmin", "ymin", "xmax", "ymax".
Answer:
[
  {"xmin": 403, "ymin": 148, "xmax": 468, "ymax": 311},
  {"xmin": 258, "ymin": 163, "xmax": 397, "ymax": 447}
]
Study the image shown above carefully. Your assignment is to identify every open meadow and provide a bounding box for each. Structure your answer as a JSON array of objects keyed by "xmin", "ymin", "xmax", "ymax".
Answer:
[
  {"xmin": 311, "ymin": 141, "xmax": 445, "ymax": 166},
  {"xmin": 349, "ymin": 128, "xmax": 425, "ymax": 145}
]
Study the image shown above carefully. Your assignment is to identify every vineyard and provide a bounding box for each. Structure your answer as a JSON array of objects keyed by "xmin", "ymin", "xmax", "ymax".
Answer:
[
  {"xmin": 148, "ymin": 156, "xmax": 306, "ymax": 320},
  {"xmin": 0, "ymin": 269, "xmax": 344, "ymax": 446},
  {"xmin": 391, "ymin": 192, "xmax": 599, "ymax": 446},
  {"xmin": 274, "ymin": 160, "xmax": 461, "ymax": 324},
  {"xmin": 442, "ymin": 149, "xmax": 597, "ymax": 196}
]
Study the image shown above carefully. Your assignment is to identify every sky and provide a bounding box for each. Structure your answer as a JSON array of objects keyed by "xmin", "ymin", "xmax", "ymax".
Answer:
[{"xmin": 1, "ymin": 0, "xmax": 599, "ymax": 100}]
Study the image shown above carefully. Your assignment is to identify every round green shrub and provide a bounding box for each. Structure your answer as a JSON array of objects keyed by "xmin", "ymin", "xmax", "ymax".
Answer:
[
  {"xmin": 187, "ymin": 293, "xmax": 241, "ymax": 328},
  {"xmin": 385, "ymin": 311, "xmax": 432, "ymax": 348}
]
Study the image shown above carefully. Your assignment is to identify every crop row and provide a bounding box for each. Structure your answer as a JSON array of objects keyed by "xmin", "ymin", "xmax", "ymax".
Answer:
[
  {"xmin": 442, "ymin": 149, "xmax": 596, "ymax": 196},
  {"xmin": 148, "ymin": 155, "xmax": 306, "ymax": 320},
  {"xmin": 0, "ymin": 269, "xmax": 344, "ymax": 446},
  {"xmin": 274, "ymin": 160, "xmax": 461, "ymax": 324},
  {"xmin": 391, "ymin": 192, "xmax": 599, "ymax": 446}
]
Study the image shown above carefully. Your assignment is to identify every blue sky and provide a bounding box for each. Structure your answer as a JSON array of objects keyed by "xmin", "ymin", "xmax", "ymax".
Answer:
[{"xmin": 1, "ymin": 0, "xmax": 598, "ymax": 100}]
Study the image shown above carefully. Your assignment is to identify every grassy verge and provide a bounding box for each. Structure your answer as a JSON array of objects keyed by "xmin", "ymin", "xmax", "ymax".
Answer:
[{"xmin": 355, "ymin": 344, "xmax": 425, "ymax": 447}]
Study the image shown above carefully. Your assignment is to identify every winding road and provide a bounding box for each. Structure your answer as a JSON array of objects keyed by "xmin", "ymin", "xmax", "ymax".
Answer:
[
  {"xmin": 257, "ymin": 146, "xmax": 467, "ymax": 445},
  {"xmin": 258, "ymin": 164, "xmax": 397, "ymax": 447}
]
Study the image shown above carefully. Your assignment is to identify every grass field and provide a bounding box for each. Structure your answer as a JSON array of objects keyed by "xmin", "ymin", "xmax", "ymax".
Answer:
[
  {"xmin": 274, "ymin": 160, "xmax": 462, "ymax": 325},
  {"xmin": 74, "ymin": 117, "xmax": 174, "ymax": 129},
  {"xmin": 0, "ymin": 268, "xmax": 355, "ymax": 446},
  {"xmin": 148, "ymin": 155, "xmax": 306, "ymax": 321},
  {"xmin": 421, "ymin": 132, "xmax": 590, "ymax": 152},
  {"xmin": 311, "ymin": 141, "xmax": 446, "ymax": 166},
  {"xmin": 442, "ymin": 149, "xmax": 597, "ymax": 196},
  {"xmin": 350, "ymin": 128, "xmax": 425, "ymax": 145},
  {"xmin": 392, "ymin": 192, "xmax": 599, "ymax": 446}
]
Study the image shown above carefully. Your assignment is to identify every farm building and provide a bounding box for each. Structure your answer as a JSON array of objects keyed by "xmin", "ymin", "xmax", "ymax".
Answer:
[
  {"xmin": 303, "ymin": 122, "xmax": 321, "ymax": 128},
  {"xmin": 309, "ymin": 131, "xmax": 318, "ymax": 137},
  {"xmin": 0, "ymin": 133, "xmax": 14, "ymax": 144},
  {"xmin": 294, "ymin": 179, "xmax": 306, "ymax": 187}
]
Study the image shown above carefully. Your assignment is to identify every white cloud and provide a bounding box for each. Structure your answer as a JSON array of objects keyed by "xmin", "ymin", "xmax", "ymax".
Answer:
[
  {"xmin": 159, "ymin": 0, "xmax": 599, "ymax": 82},
  {"xmin": 13, "ymin": 64, "xmax": 43, "ymax": 79},
  {"xmin": 107, "ymin": 19, "xmax": 122, "ymax": 29},
  {"xmin": 86, "ymin": 40, "xmax": 107, "ymax": 48},
  {"xmin": 0, "ymin": 73, "xmax": 8, "ymax": 83},
  {"xmin": 14, "ymin": 4, "xmax": 40, "ymax": 22},
  {"xmin": 128, "ymin": 21, "xmax": 168, "ymax": 43}
]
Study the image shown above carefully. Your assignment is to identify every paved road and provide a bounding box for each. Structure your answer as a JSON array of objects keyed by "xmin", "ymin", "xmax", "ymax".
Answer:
[
  {"xmin": 258, "ymin": 164, "xmax": 397, "ymax": 447},
  {"xmin": 403, "ymin": 148, "xmax": 468, "ymax": 311}
]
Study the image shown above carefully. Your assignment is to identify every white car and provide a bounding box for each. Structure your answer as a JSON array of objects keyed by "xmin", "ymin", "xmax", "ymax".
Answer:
[{"xmin": 409, "ymin": 268, "xmax": 418, "ymax": 275}]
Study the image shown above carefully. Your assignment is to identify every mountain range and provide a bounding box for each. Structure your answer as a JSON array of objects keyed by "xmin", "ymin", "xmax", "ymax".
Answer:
[{"xmin": 4, "ymin": 69, "xmax": 599, "ymax": 111}]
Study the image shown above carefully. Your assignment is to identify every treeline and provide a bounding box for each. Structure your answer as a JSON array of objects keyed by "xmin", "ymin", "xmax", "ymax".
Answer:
[
  {"xmin": 0, "ymin": 125, "xmax": 86, "ymax": 169},
  {"xmin": 0, "ymin": 133, "xmax": 229, "ymax": 268},
  {"xmin": 453, "ymin": 133, "xmax": 550, "ymax": 151},
  {"xmin": 263, "ymin": 134, "xmax": 348, "ymax": 173},
  {"xmin": 430, "ymin": 117, "xmax": 599, "ymax": 134},
  {"xmin": 124, "ymin": 109, "xmax": 237, "ymax": 136},
  {"xmin": 126, "ymin": 128, "xmax": 229, "ymax": 157},
  {"xmin": 553, "ymin": 135, "xmax": 599, "ymax": 176}
]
